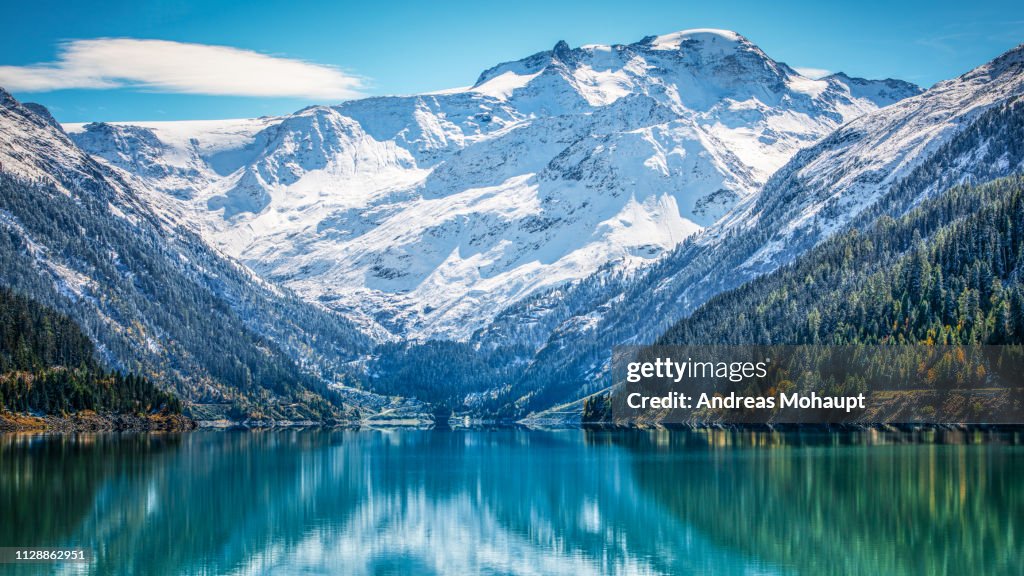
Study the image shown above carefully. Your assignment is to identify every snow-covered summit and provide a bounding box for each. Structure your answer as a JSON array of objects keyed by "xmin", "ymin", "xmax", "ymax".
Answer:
[
  {"xmin": 646, "ymin": 28, "xmax": 745, "ymax": 50},
  {"xmin": 470, "ymin": 29, "xmax": 918, "ymax": 109},
  {"xmin": 65, "ymin": 29, "xmax": 922, "ymax": 340}
]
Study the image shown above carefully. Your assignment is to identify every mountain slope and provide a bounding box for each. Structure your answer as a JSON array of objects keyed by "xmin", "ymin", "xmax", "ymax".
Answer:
[
  {"xmin": 67, "ymin": 29, "xmax": 920, "ymax": 340},
  {"xmin": 660, "ymin": 173, "xmax": 1024, "ymax": 347},
  {"xmin": 0, "ymin": 89, "xmax": 389, "ymax": 421},
  {"xmin": 0, "ymin": 286, "xmax": 184, "ymax": 419},
  {"xmin": 500, "ymin": 44, "xmax": 1024, "ymax": 416},
  {"xmin": 576, "ymin": 172, "xmax": 1024, "ymax": 423}
]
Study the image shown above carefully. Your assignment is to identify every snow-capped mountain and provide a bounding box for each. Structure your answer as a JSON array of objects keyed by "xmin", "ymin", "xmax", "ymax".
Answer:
[
  {"xmin": 497, "ymin": 42, "xmax": 1024, "ymax": 416},
  {"xmin": 0, "ymin": 87, "xmax": 404, "ymax": 421},
  {"xmin": 67, "ymin": 29, "xmax": 920, "ymax": 340}
]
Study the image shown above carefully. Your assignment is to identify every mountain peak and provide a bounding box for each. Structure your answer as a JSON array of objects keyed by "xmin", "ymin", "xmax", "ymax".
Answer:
[
  {"xmin": 63, "ymin": 30, "xmax": 927, "ymax": 341},
  {"xmin": 823, "ymin": 72, "xmax": 923, "ymax": 106},
  {"xmin": 472, "ymin": 29, "xmax": 759, "ymax": 91},
  {"xmin": 552, "ymin": 39, "xmax": 573, "ymax": 61},
  {"xmin": 0, "ymin": 87, "xmax": 17, "ymax": 109},
  {"xmin": 928, "ymin": 42, "xmax": 1024, "ymax": 93},
  {"xmin": 981, "ymin": 42, "xmax": 1024, "ymax": 78},
  {"xmin": 22, "ymin": 103, "xmax": 64, "ymax": 133},
  {"xmin": 642, "ymin": 28, "xmax": 747, "ymax": 51},
  {"xmin": 0, "ymin": 89, "xmax": 70, "ymax": 136}
]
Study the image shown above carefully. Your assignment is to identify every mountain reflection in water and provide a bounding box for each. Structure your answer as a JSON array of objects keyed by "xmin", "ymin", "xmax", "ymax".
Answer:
[{"xmin": 0, "ymin": 428, "xmax": 1020, "ymax": 575}]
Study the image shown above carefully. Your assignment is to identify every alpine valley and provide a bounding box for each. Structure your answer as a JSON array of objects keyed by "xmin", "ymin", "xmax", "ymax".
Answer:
[{"xmin": 3, "ymin": 29, "xmax": 1024, "ymax": 424}]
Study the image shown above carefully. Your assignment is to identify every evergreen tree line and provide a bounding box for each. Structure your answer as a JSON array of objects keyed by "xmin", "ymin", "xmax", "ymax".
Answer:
[
  {"xmin": 659, "ymin": 175, "xmax": 1024, "ymax": 346},
  {"xmin": 0, "ymin": 287, "xmax": 181, "ymax": 415},
  {"xmin": 367, "ymin": 340, "xmax": 527, "ymax": 411},
  {"xmin": 0, "ymin": 286, "xmax": 95, "ymax": 373}
]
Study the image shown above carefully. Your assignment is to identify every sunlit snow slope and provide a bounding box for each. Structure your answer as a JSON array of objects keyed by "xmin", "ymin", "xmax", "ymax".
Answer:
[{"xmin": 67, "ymin": 29, "xmax": 919, "ymax": 340}]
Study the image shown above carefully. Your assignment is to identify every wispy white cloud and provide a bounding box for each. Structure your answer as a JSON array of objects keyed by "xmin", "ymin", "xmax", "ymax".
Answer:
[
  {"xmin": 0, "ymin": 38, "xmax": 365, "ymax": 100},
  {"xmin": 793, "ymin": 67, "xmax": 832, "ymax": 80}
]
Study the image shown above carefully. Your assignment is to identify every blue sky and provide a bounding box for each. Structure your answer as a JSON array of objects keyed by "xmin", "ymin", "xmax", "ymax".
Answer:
[{"xmin": 2, "ymin": 0, "xmax": 1023, "ymax": 122}]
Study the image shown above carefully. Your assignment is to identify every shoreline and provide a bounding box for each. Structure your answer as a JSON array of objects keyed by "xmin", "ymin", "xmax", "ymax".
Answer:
[
  {"xmin": 2, "ymin": 412, "xmax": 1022, "ymax": 433},
  {"xmin": 575, "ymin": 421, "xmax": 1024, "ymax": 432},
  {"xmin": 0, "ymin": 410, "xmax": 196, "ymax": 432}
]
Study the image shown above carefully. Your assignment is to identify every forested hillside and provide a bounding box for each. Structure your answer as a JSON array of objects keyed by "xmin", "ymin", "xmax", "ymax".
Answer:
[
  {"xmin": 580, "ymin": 174, "xmax": 1024, "ymax": 424},
  {"xmin": 0, "ymin": 89, "xmax": 388, "ymax": 422},
  {"xmin": 660, "ymin": 174, "xmax": 1024, "ymax": 346},
  {"xmin": 514, "ymin": 93, "xmax": 1024, "ymax": 418},
  {"xmin": 0, "ymin": 287, "xmax": 181, "ymax": 416},
  {"xmin": 0, "ymin": 169, "xmax": 356, "ymax": 421}
]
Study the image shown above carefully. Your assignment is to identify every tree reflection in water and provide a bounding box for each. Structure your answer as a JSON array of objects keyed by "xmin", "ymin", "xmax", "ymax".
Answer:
[{"xmin": 0, "ymin": 428, "xmax": 1020, "ymax": 575}]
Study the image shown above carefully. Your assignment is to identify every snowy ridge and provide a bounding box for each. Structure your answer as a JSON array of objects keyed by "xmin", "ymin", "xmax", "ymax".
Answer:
[
  {"xmin": 720, "ymin": 42, "xmax": 1024, "ymax": 272},
  {"xmin": 485, "ymin": 42, "xmax": 1024, "ymax": 416},
  {"xmin": 0, "ymin": 89, "xmax": 399, "ymax": 419},
  {"xmin": 66, "ymin": 29, "xmax": 921, "ymax": 340}
]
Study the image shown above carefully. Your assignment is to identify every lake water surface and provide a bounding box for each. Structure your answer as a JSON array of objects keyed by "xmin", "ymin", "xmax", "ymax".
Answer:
[{"xmin": 1, "ymin": 428, "xmax": 1021, "ymax": 575}]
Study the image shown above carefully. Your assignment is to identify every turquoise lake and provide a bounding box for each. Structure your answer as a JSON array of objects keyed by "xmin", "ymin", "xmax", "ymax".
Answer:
[{"xmin": 1, "ymin": 428, "xmax": 1021, "ymax": 575}]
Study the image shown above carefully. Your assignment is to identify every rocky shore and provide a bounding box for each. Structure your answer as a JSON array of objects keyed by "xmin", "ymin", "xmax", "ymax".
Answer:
[{"xmin": 0, "ymin": 410, "xmax": 196, "ymax": 432}]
